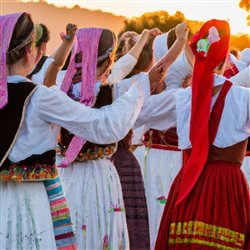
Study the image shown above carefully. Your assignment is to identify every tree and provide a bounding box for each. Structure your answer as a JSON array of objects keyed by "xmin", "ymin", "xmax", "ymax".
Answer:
[
  {"xmin": 231, "ymin": 34, "xmax": 250, "ymax": 51},
  {"xmin": 239, "ymin": 0, "xmax": 250, "ymax": 25},
  {"xmin": 119, "ymin": 9, "xmax": 250, "ymax": 51},
  {"xmin": 119, "ymin": 10, "xmax": 190, "ymax": 37}
]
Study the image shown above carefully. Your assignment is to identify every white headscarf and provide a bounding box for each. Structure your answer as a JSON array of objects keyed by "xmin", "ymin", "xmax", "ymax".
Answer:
[
  {"xmin": 240, "ymin": 48, "xmax": 250, "ymax": 66},
  {"xmin": 229, "ymin": 53, "xmax": 247, "ymax": 71}
]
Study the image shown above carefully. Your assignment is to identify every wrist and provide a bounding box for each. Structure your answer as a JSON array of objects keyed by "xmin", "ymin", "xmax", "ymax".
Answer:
[
  {"xmin": 64, "ymin": 35, "xmax": 75, "ymax": 43},
  {"xmin": 176, "ymin": 37, "xmax": 187, "ymax": 43}
]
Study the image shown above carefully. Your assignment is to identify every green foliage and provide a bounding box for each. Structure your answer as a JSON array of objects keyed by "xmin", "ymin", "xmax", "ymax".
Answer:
[
  {"xmin": 119, "ymin": 10, "xmax": 250, "ymax": 51},
  {"xmin": 239, "ymin": 0, "xmax": 250, "ymax": 25},
  {"xmin": 119, "ymin": 11, "xmax": 189, "ymax": 37},
  {"xmin": 231, "ymin": 34, "xmax": 250, "ymax": 51}
]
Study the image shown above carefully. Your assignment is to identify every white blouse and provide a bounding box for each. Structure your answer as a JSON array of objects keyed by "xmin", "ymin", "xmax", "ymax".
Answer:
[
  {"xmin": 176, "ymin": 74, "xmax": 250, "ymax": 149},
  {"xmin": 113, "ymin": 72, "xmax": 150, "ymax": 101},
  {"xmin": 135, "ymin": 74, "xmax": 250, "ymax": 149},
  {"xmin": 108, "ymin": 53, "xmax": 137, "ymax": 84},
  {"xmin": 31, "ymin": 57, "xmax": 55, "ymax": 85},
  {"xmin": 7, "ymin": 75, "xmax": 149, "ymax": 163}
]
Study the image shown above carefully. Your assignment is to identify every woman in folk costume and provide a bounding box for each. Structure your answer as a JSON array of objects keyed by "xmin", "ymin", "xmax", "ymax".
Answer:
[
  {"xmin": 56, "ymin": 23, "xmax": 188, "ymax": 249},
  {"xmin": 111, "ymin": 27, "xmax": 161, "ymax": 250},
  {"xmin": 56, "ymin": 27, "xmax": 153, "ymax": 249},
  {"xmin": 227, "ymin": 52, "xmax": 250, "ymax": 185},
  {"xmin": 224, "ymin": 58, "xmax": 250, "ymax": 185},
  {"xmin": 112, "ymin": 22, "xmax": 190, "ymax": 249},
  {"xmin": 130, "ymin": 27, "xmax": 194, "ymax": 249},
  {"xmin": 0, "ymin": 12, "xmax": 77, "ymax": 249},
  {"xmin": 155, "ymin": 19, "xmax": 250, "ymax": 249},
  {"xmin": 110, "ymin": 128, "xmax": 150, "ymax": 249},
  {"xmin": 0, "ymin": 12, "xmax": 145, "ymax": 250},
  {"xmin": 136, "ymin": 58, "xmax": 250, "ymax": 191}
]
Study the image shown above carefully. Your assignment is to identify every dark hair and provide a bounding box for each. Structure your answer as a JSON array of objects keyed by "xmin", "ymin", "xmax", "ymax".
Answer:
[
  {"xmin": 97, "ymin": 29, "xmax": 115, "ymax": 67},
  {"xmin": 230, "ymin": 49, "xmax": 239, "ymax": 59},
  {"xmin": 115, "ymin": 38, "xmax": 126, "ymax": 60},
  {"xmin": 7, "ymin": 13, "xmax": 34, "ymax": 65},
  {"xmin": 36, "ymin": 23, "xmax": 50, "ymax": 50},
  {"xmin": 167, "ymin": 28, "xmax": 177, "ymax": 49},
  {"xmin": 217, "ymin": 57, "xmax": 226, "ymax": 71},
  {"xmin": 27, "ymin": 24, "xmax": 50, "ymax": 78}
]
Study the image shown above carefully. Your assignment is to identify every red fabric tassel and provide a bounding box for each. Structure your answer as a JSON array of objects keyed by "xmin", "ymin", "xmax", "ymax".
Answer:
[{"xmin": 175, "ymin": 19, "xmax": 230, "ymax": 206}]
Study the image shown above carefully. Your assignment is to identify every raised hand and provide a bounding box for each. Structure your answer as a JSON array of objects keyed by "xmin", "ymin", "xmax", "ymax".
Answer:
[
  {"xmin": 148, "ymin": 22, "xmax": 189, "ymax": 93},
  {"xmin": 147, "ymin": 28, "xmax": 162, "ymax": 38},
  {"xmin": 175, "ymin": 22, "xmax": 189, "ymax": 42},
  {"xmin": 60, "ymin": 23, "xmax": 78, "ymax": 41},
  {"xmin": 43, "ymin": 24, "xmax": 78, "ymax": 87}
]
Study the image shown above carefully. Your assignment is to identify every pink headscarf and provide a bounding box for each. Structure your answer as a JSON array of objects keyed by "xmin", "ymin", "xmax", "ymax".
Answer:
[
  {"xmin": 0, "ymin": 12, "xmax": 26, "ymax": 109},
  {"xmin": 59, "ymin": 28, "xmax": 103, "ymax": 167}
]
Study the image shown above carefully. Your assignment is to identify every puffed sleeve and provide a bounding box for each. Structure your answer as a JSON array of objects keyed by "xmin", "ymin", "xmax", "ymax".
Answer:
[{"xmin": 35, "ymin": 83, "xmax": 145, "ymax": 144}]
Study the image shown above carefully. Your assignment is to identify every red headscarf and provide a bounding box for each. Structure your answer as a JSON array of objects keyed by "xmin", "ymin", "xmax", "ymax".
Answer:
[{"xmin": 176, "ymin": 19, "xmax": 230, "ymax": 205}]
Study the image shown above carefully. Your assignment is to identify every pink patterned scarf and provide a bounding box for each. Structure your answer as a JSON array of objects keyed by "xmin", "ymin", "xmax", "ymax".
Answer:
[
  {"xmin": 59, "ymin": 28, "xmax": 103, "ymax": 167},
  {"xmin": 0, "ymin": 12, "xmax": 26, "ymax": 109}
]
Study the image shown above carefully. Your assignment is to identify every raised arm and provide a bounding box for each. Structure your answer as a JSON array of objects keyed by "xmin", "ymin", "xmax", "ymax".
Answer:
[
  {"xmin": 109, "ymin": 28, "xmax": 162, "ymax": 84},
  {"xmin": 37, "ymin": 81, "xmax": 145, "ymax": 144},
  {"xmin": 128, "ymin": 28, "xmax": 162, "ymax": 61},
  {"xmin": 184, "ymin": 39, "xmax": 194, "ymax": 69},
  {"xmin": 148, "ymin": 22, "xmax": 189, "ymax": 93},
  {"xmin": 43, "ymin": 23, "xmax": 77, "ymax": 87}
]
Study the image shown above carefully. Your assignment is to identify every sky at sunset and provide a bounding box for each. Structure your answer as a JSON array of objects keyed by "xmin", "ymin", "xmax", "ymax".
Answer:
[{"xmin": 23, "ymin": 0, "xmax": 250, "ymax": 35}]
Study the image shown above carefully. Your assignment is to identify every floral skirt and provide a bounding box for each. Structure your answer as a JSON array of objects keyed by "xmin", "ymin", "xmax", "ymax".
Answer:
[
  {"xmin": 155, "ymin": 161, "xmax": 250, "ymax": 250},
  {"xmin": 57, "ymin": 156, "xmax": 129, "ymax": 250},
  {"xmin": 0, "ymin": 181, "xmax": 57, "ymax": 249},
  {"xmin": 134, "ymin": 145, "xmax": 183, "ymax": 249}
]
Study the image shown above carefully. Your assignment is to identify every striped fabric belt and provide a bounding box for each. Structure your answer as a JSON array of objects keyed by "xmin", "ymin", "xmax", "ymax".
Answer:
[{"xmin": 44, "ymin": 177, "xmax": 77, "ymax": 250}]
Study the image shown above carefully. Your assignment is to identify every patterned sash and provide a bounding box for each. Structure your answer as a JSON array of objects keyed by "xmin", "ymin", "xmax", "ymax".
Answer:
[
  {"xmin": 1, "ymin": 82, "xmax": 77, "ymax": 249},
  {"xmin": 44, "ymin": 177, "xmax": 77, "ymax": 249}
]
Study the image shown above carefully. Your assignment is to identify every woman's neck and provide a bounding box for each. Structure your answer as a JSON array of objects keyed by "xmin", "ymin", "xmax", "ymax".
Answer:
[{"xmin": 7, "ymin": 60, "xmax": 30, "ymax": 77}]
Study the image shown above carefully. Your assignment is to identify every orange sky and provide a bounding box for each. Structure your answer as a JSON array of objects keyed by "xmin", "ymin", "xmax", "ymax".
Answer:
[
  {"xmin": 18, "ymin": 0, "xmax": 250, "ymax": 35},
  {"xmin": 30, "ymin": 0, "xmax": 250, "ymax": 35}
]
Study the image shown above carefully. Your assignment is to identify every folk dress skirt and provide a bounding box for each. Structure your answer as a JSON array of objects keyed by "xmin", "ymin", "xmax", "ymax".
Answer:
[
  {"xmin": 0, "ymin": 181, "xmax": 57, "ymax": 249},
  {"xmin": 156, "ymin": 161, "xmax": 250, "ymax": 250},
  {"xmin": 57, "ymin": 156, "xmax": 129, "ymax": 250}
]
